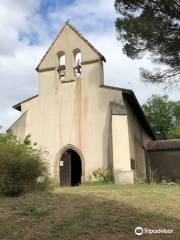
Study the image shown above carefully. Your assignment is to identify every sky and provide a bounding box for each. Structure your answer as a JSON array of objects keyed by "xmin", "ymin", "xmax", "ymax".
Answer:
[{"xmin": 0, "ymin": 0, "xmax": 179, "ymax": 131}]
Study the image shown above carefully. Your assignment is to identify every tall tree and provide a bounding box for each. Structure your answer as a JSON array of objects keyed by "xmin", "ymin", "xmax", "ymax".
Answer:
[
  {"xmin": 114, "ymin": 0, "xmax": 180, "ymax": 86},
  {"xmin": 142, "ymin": 95, "xmax": 180, "ymax": 139}
]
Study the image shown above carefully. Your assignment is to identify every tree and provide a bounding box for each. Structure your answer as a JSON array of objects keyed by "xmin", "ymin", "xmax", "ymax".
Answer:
[
  {"xmin": 114, "ymin": 0, "xmax": 180, "ymax": 86},
  {"xmin": 142, "ymin": 95, "xmax": 180, "ymax": 139}
]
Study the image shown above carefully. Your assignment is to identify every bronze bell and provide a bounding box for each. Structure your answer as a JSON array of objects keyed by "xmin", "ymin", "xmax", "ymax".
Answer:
[
  {"xmin": 76, "ymin": 64, "xmax": 81, "ymax": 74},
  {"xmin": 58, "ymin": 65, "xmax": 66, "ymax": 77},
  {"xmin": 74, "ymin": 60, "xmax": 81, "ymax": 75}
]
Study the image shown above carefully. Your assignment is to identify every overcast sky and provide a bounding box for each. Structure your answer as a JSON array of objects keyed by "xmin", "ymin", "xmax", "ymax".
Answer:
[{"xmin": 0, "ymin": 0, "xmax": 179, "ymax": 131}]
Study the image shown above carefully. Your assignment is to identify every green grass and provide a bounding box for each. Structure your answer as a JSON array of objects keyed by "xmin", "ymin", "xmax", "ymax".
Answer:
[{"xmin": 0, "ymin": 184, "xmax": 180, "ymax": 239}]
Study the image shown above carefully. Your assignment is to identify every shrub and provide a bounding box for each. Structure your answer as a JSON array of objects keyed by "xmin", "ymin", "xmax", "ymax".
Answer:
[
  {"xmin": 92, "ymin": 167, "xmax": 113, "ymax": 183},
  {"xmin": 0, "ymin": 130, "xmax": 49, "ymax": 196}
]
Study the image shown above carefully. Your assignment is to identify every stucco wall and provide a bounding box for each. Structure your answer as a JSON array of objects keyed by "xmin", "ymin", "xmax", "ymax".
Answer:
[
  {"xmin": 149, "ymin": 151, "xmax": 180, "ymax": 180},
  {"xmin": 112, "ymin": 115, "xmax": 133, "ymax": 184},
  {"xmin": 124, "ymin": 98, "xmax": 153, "ymax": 179},
  {"xmin": 10, "ymin": 111, "xmax": 27, "ymax": 141}
]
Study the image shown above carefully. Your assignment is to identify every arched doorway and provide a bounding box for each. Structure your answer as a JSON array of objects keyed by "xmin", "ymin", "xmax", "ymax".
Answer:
[{"xmin": 60, "ymin": 149, "xmax": 82, "ymax": 186}]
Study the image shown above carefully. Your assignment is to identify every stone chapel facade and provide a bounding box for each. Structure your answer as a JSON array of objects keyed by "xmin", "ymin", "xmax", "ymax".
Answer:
[{"xmin": 11, "ymin": 23, "xmax": 155, "ymax": 186}]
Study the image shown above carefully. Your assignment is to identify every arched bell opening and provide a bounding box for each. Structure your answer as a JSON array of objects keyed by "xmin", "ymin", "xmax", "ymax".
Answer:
[
  {"xmin": 57, "ymin": 51, "xmax": 66, "ymax": 80},
  {"xmin": 73, "ymin": 48, "xmax": 81, "ymax": 77}
]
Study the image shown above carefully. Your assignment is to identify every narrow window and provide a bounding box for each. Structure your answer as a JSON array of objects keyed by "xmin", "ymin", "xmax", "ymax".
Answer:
[
  {"xmin": 58, "ymin": 53, "xmax": 66, "ymax": 80},
  {"xmin": 131, "ymin": 159, "xmax": 135, "ymax": 170},
  {"xmin": 73, "ymin": 49, "xmax": 81, "ymax": 77}
]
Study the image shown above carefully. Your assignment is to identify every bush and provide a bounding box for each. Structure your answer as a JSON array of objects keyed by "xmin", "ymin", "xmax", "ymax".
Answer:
[
  {"xmin": 92, "ymin": 167, "xmax": 113, "ymax": 183},
  {"xmin": 0, "ymin": 130, "xmax": 49, "ymax": 196}
]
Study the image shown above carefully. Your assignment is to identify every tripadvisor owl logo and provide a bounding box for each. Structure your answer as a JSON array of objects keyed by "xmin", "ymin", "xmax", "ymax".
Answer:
[
  {"xmin": 135, "ymin": 227, "xmax": 143, "ymax": 236},
  {"xmin": 135, "ymin": 227, "xmax": 174, "ymax": 235}
]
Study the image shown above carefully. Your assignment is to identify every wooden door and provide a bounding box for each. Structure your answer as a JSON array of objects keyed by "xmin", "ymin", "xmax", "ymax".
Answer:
[{"xmin": 60, "ymin": 151, "xmax": 71, "ymax": 186}]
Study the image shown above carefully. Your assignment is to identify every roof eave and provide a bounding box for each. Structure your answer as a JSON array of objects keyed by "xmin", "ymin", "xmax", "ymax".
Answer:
[
  {"xmin": 12, "ymin": 95, "xmax": 38, "ymax": 111},
  {"xmin": 13, "ymin": 104, "xmax": 21, "ymax": 111},
  {"xmin": 147, "ymin": 148, "xmax": 180, "ymax": 152},
  {"xmin": 122, "ymin": 91, "xmax": 156, "ymax": 140}
]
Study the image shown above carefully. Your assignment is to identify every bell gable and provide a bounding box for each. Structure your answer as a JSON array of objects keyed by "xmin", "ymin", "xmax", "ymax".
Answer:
[{"xmin": 36, "ymin": 23, "xmax": 106, "ymax": 72}]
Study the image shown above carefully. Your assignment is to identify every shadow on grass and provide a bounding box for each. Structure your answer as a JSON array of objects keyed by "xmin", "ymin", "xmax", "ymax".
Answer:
[{"xmin": 0, "ymin": 191, "xmax": 179, "ymax": 240}]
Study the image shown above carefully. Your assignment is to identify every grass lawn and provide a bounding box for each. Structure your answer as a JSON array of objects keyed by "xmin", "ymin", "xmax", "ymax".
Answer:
[{"xmin": 0, "ymin": 183, "xmax": 180, "ymax": 240}]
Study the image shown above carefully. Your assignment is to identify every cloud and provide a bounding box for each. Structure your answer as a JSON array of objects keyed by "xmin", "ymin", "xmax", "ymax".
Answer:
[
  {"xmin": 47, "ymin": 0, "xmax": 115, "ymax": 33},
  {"xmin": 0, "ymin": 44, "xmax": 47, "ymax": 131},
  {"xmin": 0, "ymin": 0, "xmax": 179, "ymax": 132},
  {"xmin": 0, "ymin": 0, "xmax": 47, "ymax": 131}
]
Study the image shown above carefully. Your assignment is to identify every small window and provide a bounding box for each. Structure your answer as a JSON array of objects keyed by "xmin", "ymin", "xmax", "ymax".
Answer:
[
  {"xmin": 131, "ymin": 159, "xmax": 135, "ymax": 170},
  {"xmin": 73, "ymin": 49, "xmax": 81, "ymax": 77},
  {"xmin": 58, "ymin": 53, "xmax": 66, "ymax": 80}
]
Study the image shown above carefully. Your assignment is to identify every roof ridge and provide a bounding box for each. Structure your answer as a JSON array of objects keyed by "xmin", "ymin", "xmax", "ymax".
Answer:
[
  {"xmin": 35, "ymin": 22, "xmax": 106, "ymax": 71},
  {"xmin": 66, "ymin": 23, "xmax": 106, "ymax": 62}
]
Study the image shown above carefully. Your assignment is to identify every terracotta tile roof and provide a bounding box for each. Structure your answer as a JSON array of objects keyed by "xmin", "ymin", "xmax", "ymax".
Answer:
[
  {"xmin": 36, "ymin": 22, "xmax": 106, "ymax": 71},
  {"xmin": 147, "ymin": 139, "xmax": 180, "ymax": 151}
]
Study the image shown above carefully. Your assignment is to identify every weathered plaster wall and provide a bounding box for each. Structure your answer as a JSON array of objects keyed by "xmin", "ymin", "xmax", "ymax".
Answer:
[
  {"xmin": 10, "ymin": 111, "xmax": 27, "ymax": 141},
  {"xmin": 124, "ymin": 98, "xmax": 152, "ymax": 179},
  {"xmin": 149, "ymin": 151, "xmax": 180, "ymax": 180},
  {"xmin": 112, "ymin": 115, "xmax": 133, "ymax": 184}
]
